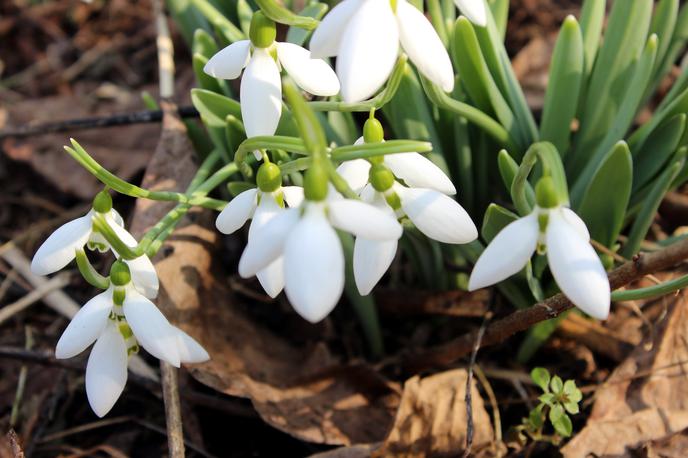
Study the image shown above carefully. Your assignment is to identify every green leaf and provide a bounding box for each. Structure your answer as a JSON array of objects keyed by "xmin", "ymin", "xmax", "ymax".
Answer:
[
  {"xmin": 628, "ymin": 84, "xmax": 688, "ymax": 154},
  {"xmin": 531, "ymin": 367, "xmax": 551, "ymax": 393},
  {"xmin": 552, "ymin": 412, "xmax": 573, "ymax": 437},
  {"xmin": 191, "ymin": 88, "xmax": 243, "ymax": 156},
  {"xmin": 227, "ymin": 181, "xmax": 255, "ymax": 196},
  {"xmin": 563, "ymin": 401, "xmax": 580, "ymax": 415},
  {"xmin": 488, "ymin": 0, "xmax": 509, "ymax": 41},
  {"xmin": 549, "ymin": 403, "xmax": 565, "ymax": 422},
  {"xmin": 189, "ymin": 0, "xmax": 246, "ymax": 43},
  {"xmin": 577, "ymin": 142, "xmax": 633, "ymax": 247},
  {"xmin": 578, "ymin": 0, "xmax": 606, "ymax": 81},
  {"xmin": 539, "ymin": 16, "xmax": 583, "ymax": 156},
  {"xmin": 550, "ymin": 376, "xmax": 564, "ymax": 394},
  {"xmin": 649, "ymin": 0, "xmax": 679, "ymax": 76},
  {"xmin": 572, "ymin": 0, "xmax": 653, "ymax": 173},
  {"xmin": 538, "ymin": 393, "xmax": 556, "ymax": 406},
  {"xmin": 528, "ymin": 404, "xmax": 545, "ymax": 429},
  {"xmin": 633, "ymin": 114, "xmax": 686, "ymax": 192},
  {"xmin": 192, "ymin": 28, "xmax": 219, "ymax": 57},
  {"xmin": 254, "ymin": 0, "xmax": 319, "ymax": 29},
  {"xmin": 166, "ymin": 0, "xmax": 212, "ymax": 45},
  {"xmin": 481, "ymin": 204, "xmax": 518, "ymax": 243},
  {"xmin": 192, "ymin": 53, "xmax": 229, "ymax": 95},
  {"xmin": 564, "ymin": 380, "xmax": 582, "ymax": 401},
  {"xmin": 236, "ymin": 0, "xmax": 253, "ymax": 36},
  {"xmin": 497, "ymin": 150, "xmax": 535, "ymax": 205},
  {"xmin": 286, "ymin": 3, "xmax": 328, "ymax": 46}
]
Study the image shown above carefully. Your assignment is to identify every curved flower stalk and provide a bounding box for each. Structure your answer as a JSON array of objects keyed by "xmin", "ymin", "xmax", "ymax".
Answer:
[
  {"xmin": 216, "ymin": 162, "xmax": 305, "ymax": 298},
  {"xmin": 468, "ymin": 178, "xmax": 610, "ymax": 320},
  {"xmin": 336, "ymin": 119, "xmax": 478, "ymax": 294},
  {"xmin": 454, "ymin": 0, "xmax": 487, "ymax": 27},
  {"xmin": 30, "ymin": 191, "xmax": 158, "ymax": 298},
  {"xmin": 55, "ymin": 261, "xmax": 209, "ymax": 417},
  {"xmin": 309, "ymin": 0, "xmax": 454, "ymax": 102},
  {"xmin": 236, "ymin": 164, "xmax": 403, "ymax": 323},
  {"xmin": 204, "ymin": 12, "xmax": 340, "ymax": 144}
]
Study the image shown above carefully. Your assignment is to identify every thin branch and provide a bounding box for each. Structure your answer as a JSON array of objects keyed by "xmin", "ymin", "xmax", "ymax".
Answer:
[
  {"xmin": 401, "ymin": 237, "xmax": 688, "ymax": 373},
  {"xmin": 0, "ymin": 106, "xmax": 199, "ymax": 140}
]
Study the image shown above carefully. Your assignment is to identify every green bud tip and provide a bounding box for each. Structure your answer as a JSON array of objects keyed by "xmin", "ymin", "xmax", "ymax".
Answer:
[
  {"xmin": 256, "ymin": 162, "xmax": 282, "ymax": 193},
  {"xmin": 109, "ymin": 260, "xmax": 131, "ymax": 286},
  {"xmin": 384, "ymin": 191, "xmax": 402, "ymax": 211},
  {"xmin": 304, "ymin": 164, "xmax": 329, "ymax": 202},
  {"xmin": 363, "ymin": 118, "xmax": 384, "ymax": 143},
  {"xmin": 92, "ymin": 190, "xmax": 113, "ymax": 213},
  {"xmin": 535, "ymin": 177, "xmax": 559, "ymax": 209},
  {"xmin": 369, "ymin": 164, "xmax": 395, "ymax": 192},
  {"xmin": 249, "ymin": 12, "xmax": 276, "ymax": 49}
]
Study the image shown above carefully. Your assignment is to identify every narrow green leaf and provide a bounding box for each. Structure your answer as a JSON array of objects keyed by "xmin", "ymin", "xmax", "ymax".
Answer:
[
  {"xmin": 648, "ymin": 2, "xmax": 688, "ymax": 99},
  {"xmin": 649, "ymin": 0, "xmax": 679, "ymax": 76},
  {"xmin": 189, "ymin": 0, "xmax": 246, "ymax": 43},
  {"xmin": 633, "ymin": 114, "xmax": 686, "ymax": 192},
  {"xmin": 539, "ymin": 16, "xmax": 584, "ymax": 155},
  {"xmin": 286, "ymin": 3, "xmax": 328, "ymax": 46},
  {"xmin": 629, "ymin": 86, "xmax": 688, "ymax": 152},
  {"xmin": 191, "ymin": 88, "xmax": 242, "ymax": 127},
  {"xmin": 166, "ymin": 0, "xmax": 211, "ymax": 45},
  {"xmin": 578, "ymin": 0, "xmax": 606, "ymax": 80},
  {"xmin": 236, "ymin": 0, "xmax": 254, "ymax": 37},
  {"xmin": 192, "ymin": 28, "xmax": 219, "ymax": 57},
  {"xmin": 577, "ymin": 142, "xmax": 632, "ymax": 248},
  {"xmin": 481, "ymin": 203, "xmax": 518, "ymax": 243},
  {"xmin": 487, "ymin": 0, "xmax": 509, "ymax": 41}
]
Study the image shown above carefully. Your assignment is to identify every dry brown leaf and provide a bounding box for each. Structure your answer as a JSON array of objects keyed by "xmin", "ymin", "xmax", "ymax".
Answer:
[
  {"xmin": 374, "ymin": 369, "xmax": 494, "ymax": 457},
  {"xmin": 376, "ymin": 289, "xmax": 490, "ymax": 317},
  {"xmin": 633, "ymin": 430, "xmax": 688, "ymax": 458},
  {"xmin": 128, "ymin": 103, "xmax": 400, "ymax": 446},
  {"xmin": 562, "ymin": 291, "xmax": 688, "ymax": 458}
]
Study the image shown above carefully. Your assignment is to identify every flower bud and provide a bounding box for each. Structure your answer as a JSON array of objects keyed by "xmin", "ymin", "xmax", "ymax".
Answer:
[
  {"xmin": 535, "ymin": 176, "xmax": 559, "ymax": 209},
  {"xmin": 92, "ymin": 190, "xmax": 113, "ymax": 214},
  {"xmin": 304, "ymin": 164, "xmax": 329, "ymax": 201},
  {"xmin": 369, "ymin": 164, "xmax": 395, "ymax": 192},
  {"xmin": 363, "ymin": 118, "xmax": 384, "ymax": 143},
  {"xmin": 110, "ymin": 260, "xmax": 132, "ymax": 287},
  {"xmin": 249, "ymin": 12, "xmax": 276, "ymax": 49},
  {"xmin": 256, "ymin": 162, "xmax": 282, "ymax": 193}
]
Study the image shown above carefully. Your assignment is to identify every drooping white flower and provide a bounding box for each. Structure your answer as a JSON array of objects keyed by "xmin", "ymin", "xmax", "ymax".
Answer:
[
  {"xmin": 237, "ymin": 191, "xmax": 403, "ymax": 322},
  {"xmin": 204, "ymin": 13, "xmax": 340, "ymax": 141},
  {"xmin": 336, "ymin": 137, "xmax": 477, "ymax": 295},
  {"xmin": 309, "ymin": 0, "xmax": 455, "ymax": 102},
  {"xmin": 55, "ymin": 263, "xmax": 208, "ymax": 417},
  {"xmin": 454, "ymin": 0, "xmax": 487, "ymax": 27},
  {"xmin": 215, "ymin": 185, "xmax": 304, "ymax": 298},
  {"xmin": 468, "ymin": 205, "xmax": 610, "ymax": 319},
  {"xmin": 31, "ymin": 198, "xmax": 158, "ymax": 298}
]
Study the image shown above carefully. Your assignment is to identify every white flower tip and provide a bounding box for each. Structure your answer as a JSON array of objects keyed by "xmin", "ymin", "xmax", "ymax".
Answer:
[
  {"xmin": 30, "ymin": 258, "xmax": 51, "ymax": 276},
  {"xmin": 456, "ymin": 0, "xmax": 487, "ymax": 27},
  {"xmin": 441, "ymin": 78, "xmax": 455, "ymax": 93},
  {"xmin": 292, "ymin": 300, "xmax": 336, "ymax": 323}
]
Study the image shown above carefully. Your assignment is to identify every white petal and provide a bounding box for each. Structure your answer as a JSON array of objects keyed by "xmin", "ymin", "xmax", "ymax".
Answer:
[
  {"xmin": 337, "ymin": 0, "xmax": 399, "ymax": 102},
  {"xmin": 454, "ymin": 0, "xmax": 487, "ymax": 27},
  {"xmin": 384, "ymin": 153, "xmax": 456, "ymax": 195},
  {"xmin": 281, "ymin": 186, "xmax": 305, "ymax": 208},
  {"xmin": 276, "ymin": 42, "xmax": 340, "ymax": 96},
  {"xmin": 468, "ymin": 213, "xmax": 539, "ymax": 291},
  {"xmin": 239, "ymin": 208, "xmax": 300, "ymax": 277},
  {"xmin": 215, "ymin": 188, "xmax": 258, "ymax": 234},
  {"xmin": 284, "ymin": 208, "xmax": 344, "ymax": 322},
  {"xmin": 174, "ymin": 327, "xmax": 210, "ymax": 363},
  {"xmin": 396, "ymin": 0, "xmax": 455, "ymax": 92},
  {"xmin": 354, "ymin": 238, "xmax": 397, "ymax": 295},
  {"xmin": 546, "ymin": 211, "xmax": 610, "ymax": 320},
  {"xmin": 203, "ymin": 40, "xmax": 251, "ymax": 79},
  {"xmin": 309, "ymin": 0, "xmax": 363, "ymax": 58},
  {"xmin": 561, "ymin": 207, "xmax": 590, "ymax": 241},
  {"xmin": 329, "ymin": 199, "xmax": 402, "ymax": 240},
  {"xmin": 241, "ymin": 49, "xmax": 282, "ymax": 138},
  {"xmin": 399, "ymin": 186, "xmax": 478, "ymax": 244},
  {"xmin": 123, "ymin": 255, "xmax": 159, "ymax": 299},
  {"xmin": 55, "ymin": 289, "xmax": 113, "ymax": 359},
  {"xmin": 31, "ymin": 213, "xmax": 92, "ymax": 275},
  {"xmin": 256, "ymin": 258, "xmax": 285, "ymax": 298},
  {"xmin": 86, "ymin": 323, "xmax": 128, "ymax": 417},
  {"xmin": 336, "ymin": 159, "xmax": 371, "ymax": 193},
  {"xmin": 122, "ymin": 289, "xmax": 180, "ymax": 367}
]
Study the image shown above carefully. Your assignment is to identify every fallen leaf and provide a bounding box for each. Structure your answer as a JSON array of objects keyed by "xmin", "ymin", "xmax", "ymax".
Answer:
[
  {"xmin": 376, "ymin": 289, "xmax": 490, "ymax": 317},
  {"xmin": 562, "ymin": 290, "xmax": 688, "ymax": 458}
]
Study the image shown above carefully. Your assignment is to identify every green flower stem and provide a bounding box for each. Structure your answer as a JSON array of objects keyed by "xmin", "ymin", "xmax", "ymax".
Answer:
[
  {"xmin": 511, "ymin": 142, "xmax": 569, "ymax": 216},
  {"xmin": 331, "ymin": 140, "xmax": 433, "ymax": 161},
  {"xmin": 419, "ymin": 75, "xmax": 519, "ymax": 152},
  {"xmin": 75, "ymin": 248, "xmax": 110, "ymax": 289},
  {"xmin": 279, "ymin": 157, "xmax": 311, "ymax": 174},
  {"xmin": 310, "ymin": 55, "xmax": 408, "ymax": 112},
  {"xmin": 188, "ymin": 0, "xmax": 245, "ymax": 43},
  {"xmin": 234, "ymin": 136, "xmax": 308, "ymax": 170},
  {"xmin": 254, "ymin": 0, "xmax": 319, "ymax": 29},
  {"xmin": 138, "ymin": 204, "xmax": 191, "ymax": 255},
  {"xmin": 612, "ymin": 273, "xmax": 688, "ymax": 301},
  {"xmin": 91, "ymin": 214, "xmax": 141, "ymax": 260},
  {"xmin": 187, "ymin": 149, "xmax": 222, "ymax": 192}
]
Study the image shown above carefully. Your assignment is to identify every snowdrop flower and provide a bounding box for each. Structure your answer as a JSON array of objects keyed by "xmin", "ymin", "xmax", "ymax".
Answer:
[
  {"xmin": 237, "ymin": 166, "xmax": 403, "ymax": 322},
  {"xmin": 337, "ymin": 120, "xmax": 477, "ymax": 294},
  {"xmin": 309, "ymin": 0, "xmax": 454, "ymax": 102},
  {"xmin": 204, "ymin": 12, "xmax": 340, "ymax": 142},
  {"xmin": 55, "ymin": 261, "xmax": 209, "ymax": 417},
  {"xmin": 215, "ymin": 162, "xmax": 304, "ymax": 298},
  {"xmin": 31, "ymin": 191, "xmax": 158, "ymax": 298},
  {"xmin": 468, "ymin": 178, "xmax": 610, "ymax": 319},
  {"xmin": 454, "ymin": 0, "xmax": 487, "ymax": 27}
]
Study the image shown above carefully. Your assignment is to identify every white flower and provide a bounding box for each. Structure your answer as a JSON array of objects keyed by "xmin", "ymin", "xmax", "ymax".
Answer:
[
  {"xmin": 204, "ymin": 41, "xmax": 340, "ymax": 139},
  {"xmin": 454, "ymin": 0, "xmax": 487, "ymax": 27},
  {"xmin": 237, "ymin": 195, "xmax": 403, "ymax": 322},
  {"xmin": 55, "ymin": 285, "xmax": 209, "ymax": 417},
  {"xmin": 337, "ymin": 148, "xmax": 477, "ymax": 294},
  {"xmin": 468, "ymin": 206, "xmax": 610, "ymax": 319},
  {"xmin": 31, "ymin": 208, "xmax": 159, "ymax": 299},
  {"xmin": 215, "ymin": 186, "xmax": 304, "ymax": 297},
  {"xmin": 309, "ymin": 0, "xmax": 455, "ymax": 102}
]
